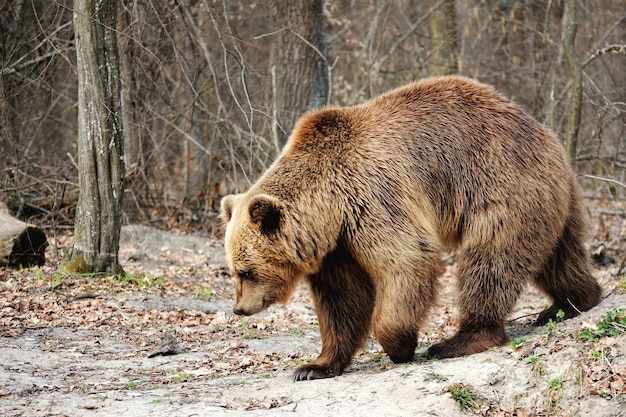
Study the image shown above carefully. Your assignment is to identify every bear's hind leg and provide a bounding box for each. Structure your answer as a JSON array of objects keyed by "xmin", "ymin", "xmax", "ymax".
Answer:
[
  {"xmin": 293, "ymin": 248, "xmax": 376, "ymax": 381},
  {"xmin": 533, "ymin": 196, "xmax": 602, "ymax": 325},
  {"xmin": 427, "ymin": 246, "xmax": 524, "ymax": 359},
  {"xmin": 427, "ymin": 322, "xmax": 509, "ymax": 359}
]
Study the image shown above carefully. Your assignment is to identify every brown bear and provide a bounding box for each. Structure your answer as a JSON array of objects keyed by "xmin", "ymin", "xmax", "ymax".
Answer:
[{"xmin": 220, "ymin": 76, "xmax": 602, "ymax": 381}]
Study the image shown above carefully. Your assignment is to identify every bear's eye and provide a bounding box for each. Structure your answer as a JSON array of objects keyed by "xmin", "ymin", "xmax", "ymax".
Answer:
[{"xmin": 238, "ymin": 270, "xmax": 256, "ymax": 282}]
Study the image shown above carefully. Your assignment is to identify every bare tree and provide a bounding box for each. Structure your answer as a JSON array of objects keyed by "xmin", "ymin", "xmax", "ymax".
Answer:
[
  {"xmin": 562, "ymin": 0, "xmax": 583, "ymax": 165},
  {"xmin": 272, "ymin": 0, "xmax": 330, "ymax": 147},
  {"xmin": 62, "ymin": 0, "xmax": 124, "ymax": 274},
  {"xmin": 429, "ymin": 0, "xmax": 458, "ymax": 75},
  {"xmin": 2, "ymin": 0, "xmax": 625, "ymax": 229}
]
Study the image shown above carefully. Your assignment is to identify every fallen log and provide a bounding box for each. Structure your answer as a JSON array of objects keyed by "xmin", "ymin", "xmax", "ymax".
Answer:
[{"xmin": 0, "ymin": 202, "xmax": 48, "ymax": 267}]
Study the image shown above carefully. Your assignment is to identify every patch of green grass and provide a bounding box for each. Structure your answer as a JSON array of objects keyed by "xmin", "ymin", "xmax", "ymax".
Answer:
[
  {"xmin": 245, "ymin": 330, "xmax": 260, "ymax": 339},
  {"xmin": 238, "ymin": 320, "xmax": 262, "ymax": 339},
  {"xmin": 549, "ymin": 377, "xmax": 564, "ymax": 390},
  {"xmin": 424, "ymin": 372, "xmax": 448, "ymax": 383},
  {"xmin": 193, "ymin": 286, "xmax": 213, "ymax": 300},
  {"xmin": 230, "ymin": 380, "xmax": 247, "ymax": 387},
  {"xmin": 53, "ymin": 272, "xmax": 65, "ymax": 284},
  {"xmin": 124, "ymin": 380, "xmax": 137, "ymax": 389},
  {"xmin": 525, "ymin": 353, "xmax": 541, "ymax": 365},
  {"xmin": 33, "ymin": 266, "xmax": 45, "ymax": 281},
  {"xmin": 510, "ymin": 338, "xmax": 527, "ymax": 349},
  {"xmin": 370, "ymin": 352, "xmax": 384, "ymax": 361},
  {"xmin": 579, "ymin": 329, "xmax": 596, "ymax": 342},
  {"xmin": 151, "ymin": 399, "xmax": 163, "ymax": 404},
  {"xmin": 448, "ymin": 383, "xmax": 480, "ymax": 412},
  {"xmin": 290, "ymin": 328, "xmax": 305, "ymax": 335},
  {"xmin": 173, "ymin": 372, "xmax": 193, "ymax": 382},
  {"xmin": 579, "ymin": 308, "xmax": 626, "ymax": 343},
  {"xmin": 284, "ymin": 358, "xmax": 309, "ymax": 368},
  {"xmin": 148, "ymin": 275, "xmax": 165, "ymax": 290},
  {"xmin": 545, "ymin": 310, "xmax": 565, "ymax": 336},
  {"xmin": 116, "ymin": 272, "xmax": 137, "ymax": 285},
  {"xmin": 116, "ymin": 272, "xmax": 164, "ymax": 291},
  {"xmin": 525, "ymin": 352, "xmax": 545, "ymax": 376}
]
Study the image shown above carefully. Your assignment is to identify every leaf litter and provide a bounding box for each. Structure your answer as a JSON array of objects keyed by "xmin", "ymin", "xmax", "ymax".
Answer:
[{"xmin": 1, "ymin": 201, "xmax": 625, "ymax": 416}]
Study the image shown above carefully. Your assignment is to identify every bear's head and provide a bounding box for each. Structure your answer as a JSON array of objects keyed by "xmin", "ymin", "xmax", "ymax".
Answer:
[{"xmin": 220, "ymin": 193, "xmax": 308, "ymax": 316}]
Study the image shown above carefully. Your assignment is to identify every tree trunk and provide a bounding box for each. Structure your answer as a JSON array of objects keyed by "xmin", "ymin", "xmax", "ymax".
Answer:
[
  {"xmin": 62, "ymin": 0, "xmax": 125, "ymax": 274},
  {"xmin": 272, "ymin": 0, "xmax": 329, "ymax": 149},
  {"xmin": 562, "ymin": 0, "xmax": 582, "ymax": 166},
  {"xmin": 117, "ymin": 4, "xmax": 139, "ymax": 177},
  {"xmin": 0, "ymin": 203, "xmax": 47, "ymax": 268},
  {"xmin": 429, "ymin": 0, "xmax": 458, "ymax": 75}
]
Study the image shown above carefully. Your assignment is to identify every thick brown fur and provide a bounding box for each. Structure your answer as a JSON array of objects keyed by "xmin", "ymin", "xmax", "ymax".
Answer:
[{"xmin": 220, "ymin": 76, "xmax": 602, "ymax": 381}]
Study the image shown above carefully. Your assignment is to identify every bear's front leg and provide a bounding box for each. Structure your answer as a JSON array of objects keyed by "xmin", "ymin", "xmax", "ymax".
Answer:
[
  {"xmin": 293, "ymin": 305, "xmax": 372, "ymax": 381},
  {"xmin": 371, "ymin": 264, "xmax": 439, "ymax": 365},
  {"xmin": 293, "ymin": 357, "xmax": 347, "ymax": 381},
  {"xmin": 292, "ymin": 305, "xmax": 372, "ymax": 381},
  {"xmin": 294, "ymin": 249, "xmax": 375, "ymax": 381}
]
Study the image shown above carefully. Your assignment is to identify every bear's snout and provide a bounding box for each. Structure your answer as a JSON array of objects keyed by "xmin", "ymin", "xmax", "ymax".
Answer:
[{"xmin": 233, "ymin": 307, "xmax": 247, "ymax": 316}]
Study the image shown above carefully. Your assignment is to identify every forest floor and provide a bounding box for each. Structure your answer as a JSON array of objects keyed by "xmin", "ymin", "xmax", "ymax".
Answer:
[{"xmin": 1, "ymin": 199, "xmax": 625, "ymax": 417}]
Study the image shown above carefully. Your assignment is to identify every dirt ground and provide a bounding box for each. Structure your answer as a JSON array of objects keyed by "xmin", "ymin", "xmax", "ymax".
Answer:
[{"xmin": 1, "ymin": 217, "xmax": 625, "ymax": 417}]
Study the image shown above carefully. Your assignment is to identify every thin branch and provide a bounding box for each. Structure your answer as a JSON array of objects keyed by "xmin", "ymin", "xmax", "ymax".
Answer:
[
  {"xmin": 1, "ymin": 47, "xmax": 75, "ymax": 76},
  {"xmin": 177, "ymin": 0, "xmax": 227, "ymax": 117},
  {"xmin": 253, "ymin": 25, "xmax": 337, "ymax": 105},
  {"xmin": 253, "ymin": 27, "xmax": 288, "ymax": 40},
  {"xmin": 151, "ymin": 111, "xmax": 213, "ymax": 156},
  {"xmin": 583, "ymin": 44, "xmax": 626, "ymax": 68},
  {"xmin": 376, "ymin": 0, "xmax": 447, "ymax": 70},
  {"xmin": 583, "ymin": 175, "xmax": 626, "ymax": 189}
]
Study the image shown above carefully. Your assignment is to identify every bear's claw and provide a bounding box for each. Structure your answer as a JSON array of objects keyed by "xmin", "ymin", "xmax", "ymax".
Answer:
[{"xmin": 293, "ymin": 364, "xmax": 341, "ymax": 381}]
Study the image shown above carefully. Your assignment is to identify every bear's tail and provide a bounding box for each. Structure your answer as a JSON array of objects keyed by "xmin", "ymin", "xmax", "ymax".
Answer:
[{"xmin": 533, "ymin": 178, "xmax": 602, "ymax": 325}]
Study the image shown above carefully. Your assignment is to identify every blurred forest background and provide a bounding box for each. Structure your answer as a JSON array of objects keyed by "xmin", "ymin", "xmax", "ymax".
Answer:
[{"xmin": 1, "ymin": 0, "xmax": 625, "ymax": 238}]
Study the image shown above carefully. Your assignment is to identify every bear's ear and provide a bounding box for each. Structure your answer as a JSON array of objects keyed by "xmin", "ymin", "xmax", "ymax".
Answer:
[
  {"xmin": 220, "ymin": 194, "xmax": 237, "ymax": 223},
  {"xmin": 248, "ymin": 194, "xmax": 283, "ymax": 235}
]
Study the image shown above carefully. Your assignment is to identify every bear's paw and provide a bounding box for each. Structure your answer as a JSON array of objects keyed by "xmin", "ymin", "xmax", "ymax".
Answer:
[{"xmin": 292, "ymin": 363, "xmax": 342, "ymax": 381}]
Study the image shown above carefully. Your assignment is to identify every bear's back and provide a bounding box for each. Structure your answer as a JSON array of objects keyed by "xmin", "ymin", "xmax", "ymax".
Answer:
[
  {"xmin": 356, "ymin": 76, "xmax": 563, "ymax": 158},
  {"xmin": 286, "ymin": 77, "xmax": 567, "ymax": 171},
  {"xmin": 271, "ymin": 76, "xmax": 573, "ymax": 247},
  {"xmin": 285, "ymin": 76, "xmax": 572, "ymax": 193}
]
